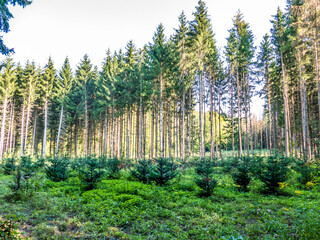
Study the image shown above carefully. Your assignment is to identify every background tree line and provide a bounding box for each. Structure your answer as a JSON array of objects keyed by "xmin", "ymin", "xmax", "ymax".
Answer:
[{"xmin": 0, "ymin": 0, "xmax": 319, "ymax": 162}]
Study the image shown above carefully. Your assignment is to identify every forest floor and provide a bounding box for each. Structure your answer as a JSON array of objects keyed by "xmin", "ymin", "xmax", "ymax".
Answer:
[{"xmin": 0, "ymin": 166, "xmax": 320, "ymax": 239}]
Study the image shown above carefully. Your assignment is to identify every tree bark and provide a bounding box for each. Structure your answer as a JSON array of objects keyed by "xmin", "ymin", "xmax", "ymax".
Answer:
[
  {"xmin": 20, "ymin": 102, "xmax": 25, "ymax": 157},
  {"xmin": 42, "ymin": 98, "xmax": 48, "ymax": 158},
  {"xmin": 280, "ymin": 51, "xmax": 290, "ymax": 157},
  {"xmin": 0, "ymin": 96, "xmax": 8, "ymax": 159},
  {"xmin": 55, "ymin": 105, "xmax": 64, "ymax": 157},
  {"xmin": 236, "ymin": 67, "xmax": 243, "ymax": 157}
]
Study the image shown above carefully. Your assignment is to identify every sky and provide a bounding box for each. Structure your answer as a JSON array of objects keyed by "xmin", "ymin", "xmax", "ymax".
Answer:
[{"xmin": 1, "ymin": 0, "xmax": 287, "ymax": 116}]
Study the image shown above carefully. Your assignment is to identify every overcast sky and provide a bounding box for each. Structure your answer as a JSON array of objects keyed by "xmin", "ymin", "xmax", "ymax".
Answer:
[{"xmin": 1, "ymin": 0, "xmax": 287, "ymax": 116}]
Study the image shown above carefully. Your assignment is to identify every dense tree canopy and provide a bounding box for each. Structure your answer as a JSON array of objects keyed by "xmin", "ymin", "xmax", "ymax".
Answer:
[{"xmin": 0, "ymin": 0, "xmax": 319, "ymax": 162}]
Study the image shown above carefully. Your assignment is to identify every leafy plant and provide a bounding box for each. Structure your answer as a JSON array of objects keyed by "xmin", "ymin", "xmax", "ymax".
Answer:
[
  {"xmin": 106, "ymin": 157, "xmax": 122, "ymax": 179},
  {"xmin": 131, "ymin": 159, "xmax": 153, "ymax": 183},
  {"xmin": 194, "ymin": 157, "xmax": 217, "ymax": 196},
  {"xmin": 2, "ymin": 158, "xmax": 16, "ymax": 175},
  {"xmin": 150, "ymin": 158, "xmax": 177, "ymax": 186},
  {"xmin": 45, "ymin": 157, "xmax": 69, "ymax": 182},
  {"xmin": 19, "ymin": 156, "xmax": 36, "ymax": 178},
  {"xmin": 231, "ymin": 158, "xmax": 252, "ymax": 191},
  {"xmin": 257, "ymin": 156, "xmax": 290, "ymax": 193},
  {"xmin": 7, "ymin": 164, "xmax": 42, "ymax": 202},
  {"xmin": 0, "ymin": 216, "xmax": 21, "ymax": 240},
  {"xmin": 79, "ymin": 157, "xmax": 104, "ymax": 190}
]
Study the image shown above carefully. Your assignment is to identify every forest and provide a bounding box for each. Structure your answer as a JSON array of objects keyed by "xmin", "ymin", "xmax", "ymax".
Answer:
[{"xmin": 0, "ymin": 0, "xmax": 320, "ymax": 239}]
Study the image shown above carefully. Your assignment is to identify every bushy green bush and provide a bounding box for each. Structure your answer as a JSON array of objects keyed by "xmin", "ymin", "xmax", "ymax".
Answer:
[
  {"xmin": 194, "ymin": 158, "xmax": 217, "ymax": 196},
  {"xmin": 7, "ymin": 162, "xmax": 44, "ymax": 201},
  {"xmin": 79, "ymin": 156, "xmax": 104, "ymax": 190},
  {"xmin": 19, "ymin": 156, "xmax": 36, "ymax": 177},
  {"xmin": 150, "ymin": 158, "xmax": 177, "ymax": 186},
  {"xmin": 256, "ymin": 156, "xmax": 290, "ymax": 193},
  {"xmin": 106, "ymin": 157, "xmax": 122, "ymax": 179},
  {"xmin": 2, "ymin": 158, "xmax": 16, "ymax": 175},
  {"xmin": 45, "ymin": 157, "xmax": 69, "ymax": 182},
  {"xmin": 130, "ymin": 159, "xmax": 153, "ymax": 183},
  {"xmin": 231, "ymin": 159, "xmax": 251, "ymax": 191}
]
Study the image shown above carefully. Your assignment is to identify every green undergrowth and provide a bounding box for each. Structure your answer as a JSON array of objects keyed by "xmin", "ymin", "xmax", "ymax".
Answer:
[{"xmin": 0, "ymin": 169, "xmax": 320, "ymax": 239}]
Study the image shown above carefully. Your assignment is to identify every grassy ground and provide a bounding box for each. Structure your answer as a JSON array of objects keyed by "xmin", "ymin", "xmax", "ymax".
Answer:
[{"xmin": 0, "ymin": 166, "xmax": 320, "ymax": 240}]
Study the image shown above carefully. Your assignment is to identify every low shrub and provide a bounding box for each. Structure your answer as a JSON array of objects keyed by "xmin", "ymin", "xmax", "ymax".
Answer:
[
  {"xmin": 45, "ymin": 157, "xmax": 69, "ymax": 182},
  {"xmin": 106, "ymin": 157, "xmax": 122, "ymax": 179},
  {"xmin": 194, "ymin": 157, "xmax": 217, "ymax": 196},
  {"xmin": 79, "ymin": 156, "xmax": 104, "ymax": 190},
  {"xmin": 150, "ymin": 158, "xmax": 177, "ymax": 186},
  {"xmin": 130, "ymin": 159, "xmax": 153, "ymax": 183},
  {"xmin": 0, "ymin": 216, "xmax": 21, "ymax": 240},
  {"xmin": 231, "ymin": 159, "xmax": 251, "ymax": 191},
  {"xmin": 2, "ymin": 158, "xmax": 16, "ymax": 175},
  {"xmin": 256, "ymin": 156, "xmax": 290, "ymax": 193}
]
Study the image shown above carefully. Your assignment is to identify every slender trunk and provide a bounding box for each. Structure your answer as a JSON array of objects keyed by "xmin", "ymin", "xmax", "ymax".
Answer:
[
  {"xmin": 182, "ymin": 85, "xmax": 185, "ymax": 161},
  {"xmin": 199, "ymin": 74, "xmax": 204, "ymax": 158},
  {"xmin": 159, "ymin": 75, "xmax": 164, "ymax": 158},
  {"xmin": 210, "ymin": 77, "xmax": 215, "ymax": 159},
  {"xmin": 168, "ymin": 102, "xmax": 172, "ymax": 157},
  {"xmin": 127, "ymin": 108, "xmax": 130, "ymax": 159},
  {"xmin": 188, "ymin": 89, "xmax": 192, "ymax": 157},
  {"xmin": 55, "ymin": 105, "xmax": 64, "ymax": 157},
  {"xmin": 154, "ymin": 104, "xmax": 158, "ymax": 158},
  {"xmin": 32, "ymin": 111, "xmax": 37, "ymax": 155},
  {"xmin": 313, "ymin": 29, "xmax": 320, "ymax": 122},
  {"xmin": 112, "ymin": 99, "xmax": 115, "ymax": 157},
  {"xmin": 298, "ymin": 52, "xmax": 311, "ymax": 160},
  {"xmin": 214, "ymin": 87, "xmax": 218, "ymax": 154},
  {"xmin": 151, "ymin": 104, "xmax": 154, "ymax": 158},
  {"xmin": 42, "ymin": 98, "xmax": 48, "ymax": 158},
  {"xmin": 139, "ymin": 102, "xmax": 143, "ymax": 159},
  {"xmin": 136, "ymin": 106, "xmax": 139, "ymax": 159},
  {"xmin": 236, "ymin": 67, "xmax": 243, "ymax": 157},
  {"xmin": 266, "ymin": 64, "xmax": 273, "ymax": 155},
  {"xmin": 230, "ymin": 72, "xmax": 235, "ymax": 157},
  {"xmin": 103, "ymin": 110, "xmax": 108, "ymax": 155},
  {"xmin": 218, "ymin": 88, "xmax": 223, "ymax": 160},
  {"xmin": 9, "ymin": 104, "xmax": 14, "ymax": 154},
  {"xmin": 24, "ymin": 93, "xmax": 32, "ymax": 153},
  {"xmin": 74, "ymin": 120, "xmax": 78, "ymax": 158},
  {"xmin": 280, "ymin": 51, "xmax": 289, "ymax": 157},
  {"xmin": 176, "ymin": 106, "xmax": 179, "ymax": 158},
  {"xmin": 244, "ymin": 81, "xmax": 249, "ymax": 157},
  {"xmin": 84, "ymin": 93, "xmax": 88, "ymax": 156},
  {"xmin": 0, "ymin": 96, "xmax": 8, "ymax": 159},
  {"xmin": 20, "ymin": 102, "xmax": 25, "ymax": 157}
]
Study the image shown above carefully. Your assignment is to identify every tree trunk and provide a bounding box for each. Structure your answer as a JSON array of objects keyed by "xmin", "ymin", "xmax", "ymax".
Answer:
[
  {"xmin": 280, "ymin": 51, "xmax": 290, "ymax": 157},
  {"xmin": 74, "ymin": 120, "xmax": 78, "ymax": 158},
  {"xmin": 32, "ymin": 110, "xmax": 37, "ymax": 155},
  {"xmin": 42, "ymin": 98, "xmax": 48, "ymax": 158},
  {"xmin": 139, "ymin": 101, "xmax": 143, "ymax": 159},
  {"xmin": 20, "ymin": 102, "xmax": 25, "ymax": 157},
  {"xmin": 218, "ymin": 88, "xmax": 223, "ymax": 160},
  {"xmin": 182, "ymin": 82, "xmax": 186, "ymax": 162},
  {"xmin": 298, "ymin": 52, "xmax": 311, "ymax": 160},
  {"xmin": 159, "ymin": 74, "xmax": 164, "ymax": 158},
  {"xmin": 24, "ymin": 92, "xmax": 32, "ymax": 154},
  {"xmin": 103, "ymin": 110, "xmax": 108, "ymax": 155},
  {"xmin": 151, "ymin": 104, "xmax": 154, "ymax": 158},
  {"xmin": 230, "ymin": 72, "xmax": 235, "ymax": 158},
  {"xmin": 199, "ymin": 74, "xmax": 204, "ymax": 158},
  {"xmin": 0, "ymin": 96, "xmax": 8, "ymax": 159},
  {"xmin": 236, "ymin": 67, "xmax": 243, "ymax": 157},
  {"xmin": 55, "ymin": 105, "xmax": 64, "ymax": 157}
]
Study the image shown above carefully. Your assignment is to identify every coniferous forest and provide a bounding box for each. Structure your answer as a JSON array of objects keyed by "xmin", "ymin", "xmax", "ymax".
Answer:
[{"xmin": 0, "ymin": 0, "xmax": 320, "ymax": 239}]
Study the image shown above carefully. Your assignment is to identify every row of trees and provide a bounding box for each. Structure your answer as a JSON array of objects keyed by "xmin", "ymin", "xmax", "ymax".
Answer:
[{"xmin": 0, "ymin": 0, "xmax": 319, "ymax": 161}]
